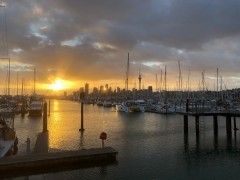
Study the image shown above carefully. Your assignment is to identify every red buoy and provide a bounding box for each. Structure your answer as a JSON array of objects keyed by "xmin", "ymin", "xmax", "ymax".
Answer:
[{"xmin": 99, "ymin": 132, "xmax": 107, "ymax": 140}]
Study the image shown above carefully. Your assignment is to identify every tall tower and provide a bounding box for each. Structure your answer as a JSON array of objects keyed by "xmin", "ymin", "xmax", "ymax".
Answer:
[{"xmin": 138, "ymin": 68, "xmax": 142, "ymax": 90}]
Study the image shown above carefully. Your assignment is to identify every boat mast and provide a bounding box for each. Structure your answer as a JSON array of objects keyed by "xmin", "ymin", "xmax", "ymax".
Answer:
[
  {"xmin": 216, "ymin": 68, "xmax": 219, "ymax": 99},
  {"xmin": 21, "ymin": 78, "xmax": 24, "ymax": 98},
  {"xmin": 125, "ymin": 52, "xmax": 130, "ymax": 91},
  {"xmin": 156, "ymin": 74, "xmax": 158, "ymax": 92},
  {"xmin": 178, "ymin": 60, "xmax": 182, "ymax": 99},
  {"xmin": 34, "ymin": 68, "xmax": 36, "ymax": 95},
  {"xmin": 17, "ymin": 73, "xmax": 18, "ymax": 96},
  {"xmin": 0, "ymin": 5, "xmax": 10, "ymax": 96},
  {"xmin": 164, "ymin": 66, "xmax": 167, "ymax": 104}
]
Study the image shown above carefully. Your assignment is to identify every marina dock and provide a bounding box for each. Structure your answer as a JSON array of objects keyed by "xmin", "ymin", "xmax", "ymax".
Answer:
[
  {"xmin": 181, "ymin": 110, "xmax": 240, "ymax": 141},
  {"xmin": 0, "ymin": 147, "xmax": 118, "ymax": 177}
]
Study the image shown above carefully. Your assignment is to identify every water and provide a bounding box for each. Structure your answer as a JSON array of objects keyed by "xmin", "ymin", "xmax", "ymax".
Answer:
[{"xmin": 7, "ymin": 100, "xmax": 240, "ymax": 179}]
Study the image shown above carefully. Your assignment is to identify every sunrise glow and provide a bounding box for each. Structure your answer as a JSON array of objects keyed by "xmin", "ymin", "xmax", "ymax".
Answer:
[{"xmin": 50, "ymin": 79, "xmax": 64, "ymax": 91}]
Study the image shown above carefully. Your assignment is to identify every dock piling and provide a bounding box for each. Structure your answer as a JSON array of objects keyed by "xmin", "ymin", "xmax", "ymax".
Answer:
[
  {"xmin": 226, "ymin": 115, "xmax": 232, "ymax": 139},
  {"xmin": 43, "ymin": 101, "xmax": 48, "ymax": 132},
  {"xmin": 79, "ymin": 92, "xmax": 85, "ymax": 132},
  {"xmin": 213, "ymin": 115, "xmax": 218, "ymax": 136}
]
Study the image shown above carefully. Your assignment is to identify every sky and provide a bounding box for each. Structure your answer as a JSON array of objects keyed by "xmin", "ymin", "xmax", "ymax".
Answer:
[{"xmin": 1, "ymin": 0, "xmax": 240, "ymax": 94}]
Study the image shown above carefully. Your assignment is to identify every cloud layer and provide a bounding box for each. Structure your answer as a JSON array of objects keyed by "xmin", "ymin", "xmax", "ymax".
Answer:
[{"xmin": 1, "ymin": 0, "xmax": 240, "ymax": 91}]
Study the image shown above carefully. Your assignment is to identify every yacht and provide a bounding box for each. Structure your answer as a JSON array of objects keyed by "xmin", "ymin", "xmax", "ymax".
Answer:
[
  {"xmin": 28, "ymin": 95, "xmax": 43, "ymax": 116},
  {"xmin": 116, "ymin": 100, "xmax": 145, "ymax": 112},
  {"xmin": 0, "ymin": 118, "xmax": 18, "ymax": 157}
]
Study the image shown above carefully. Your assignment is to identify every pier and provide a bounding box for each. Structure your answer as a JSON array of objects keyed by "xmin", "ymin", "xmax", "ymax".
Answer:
[
  {"xmin": 181, "ymin": 111, "xmax": 240, "ymax": 139},
  {"xmin": 0, "ymin": 147, "xmax": 118, "ymax": 177}
]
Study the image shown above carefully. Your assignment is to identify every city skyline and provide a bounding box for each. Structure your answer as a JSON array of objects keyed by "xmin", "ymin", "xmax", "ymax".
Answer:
[{"xmin": 1, "ymin": 1, "xmax": 240, "ymax": 93}]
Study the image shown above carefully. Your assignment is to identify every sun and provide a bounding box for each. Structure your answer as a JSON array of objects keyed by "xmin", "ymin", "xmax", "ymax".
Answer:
[{"xmin": 50, "ymin": 79, "xmax": 64, "ymax": 91}]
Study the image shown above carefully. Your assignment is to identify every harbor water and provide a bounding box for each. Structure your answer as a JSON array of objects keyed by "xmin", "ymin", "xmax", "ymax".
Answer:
[{"xmin": 8, "ymin": 100, "xmax": 240, "ymax": 179}]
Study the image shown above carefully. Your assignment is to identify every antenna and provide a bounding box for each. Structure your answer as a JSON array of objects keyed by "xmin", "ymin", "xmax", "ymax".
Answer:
[
  {"xmin": 138, "ymin": 67, "xmax": 141, "ymax": 90},
  {"xmin": 125, "ymin": 52, "xmax": 130, "ymax": 91},
  {"xmin": 34, "ymin": 68, "xmax": 36, "ymax": 94}
]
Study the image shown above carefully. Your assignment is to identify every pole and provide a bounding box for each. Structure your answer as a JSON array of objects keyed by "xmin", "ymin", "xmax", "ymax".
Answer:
[
  {"xmin": 43, "ymin": 101, "xmax": 48, "ymax": 132},
  {"xmin": 79, "ymin": 101, "xmax": 84, "ymax": 131}
]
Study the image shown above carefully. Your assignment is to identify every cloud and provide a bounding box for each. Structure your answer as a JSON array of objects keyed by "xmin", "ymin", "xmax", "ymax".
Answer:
[{"xmin": 1, "ymin": 0, "xmax": 240, "ymax": 90}]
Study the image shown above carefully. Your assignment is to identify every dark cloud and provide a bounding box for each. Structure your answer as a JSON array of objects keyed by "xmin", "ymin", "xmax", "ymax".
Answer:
[{"xmin": 0, "ymin": 0, "xmax": 240, "ymax": 90}]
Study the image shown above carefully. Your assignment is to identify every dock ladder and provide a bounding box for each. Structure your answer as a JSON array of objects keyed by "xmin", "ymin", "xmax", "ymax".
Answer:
[{"xmin": 199, "ymin": 117, "xmax": 205, "ymax": 135}]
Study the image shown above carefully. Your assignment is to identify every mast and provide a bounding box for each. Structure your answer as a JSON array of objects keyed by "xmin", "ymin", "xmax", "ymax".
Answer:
[
  {"xmin": 178, "ymin": 60, "xmax": 182, "ymax": 99},
  {"xmin": 0, "ymin": 5, "xmax": 10, "ymax": 95},
  {"xmin": 216, "ymin": 68, "xmax": 218, "ymax": 99},
  {"xmin": 17, "ymin": 73, "xmax": 18, "ymax": 96},
  {"xmin": 21, "ymin": 78, "xmax": 24, "ymax": 98},
  {"xmin": 156, "ymin": 74, "xmax": 158, "ymax": 92},
  {"xmin": 187, "ymin": 69, "xmax": 190, "ymax": 98},
  {"xmin": 164, "ymin": 66, "xmax": 167, "ymax": 103},
  {"xmin": 125, "ymin": 53, "xmax": 129, "ymax": 91},
  {"xmin": 34, "ymin": 68, "xmax": 36, "ymax": 94}
]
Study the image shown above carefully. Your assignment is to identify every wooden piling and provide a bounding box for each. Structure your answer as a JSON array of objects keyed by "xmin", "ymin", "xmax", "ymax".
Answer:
[
  {"xmin": 43, "ymin": 102, "xmax": 48, "ymax": 132},
  {"xmin": 79, "ymin": 101, "xmax": 84, "ymax": 131},
  {"xmin": 226, "ymin": 115, "xmax": 232, "ymax": 139}
]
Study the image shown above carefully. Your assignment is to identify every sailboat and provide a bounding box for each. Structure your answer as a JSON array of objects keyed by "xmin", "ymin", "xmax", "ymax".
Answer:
[
  {"xmin": 28, "ymin": 68, "xmax": 43, "ymax": 116},
  {"xmin": 116, "ymin": 53, "xmax": 145, "ymax": 113},
  {"xmin": 0, "ymin": 5, "xmax": 18, "ymax": 157},
  {"xmin": 156, "ymin": 66, "xmax": 175, "ymax": 114}
]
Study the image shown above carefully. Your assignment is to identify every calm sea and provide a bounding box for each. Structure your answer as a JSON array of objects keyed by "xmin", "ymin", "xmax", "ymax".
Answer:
[{"xmin": 7, "ymin": 99, "xmax": 240, "ymax": 179}]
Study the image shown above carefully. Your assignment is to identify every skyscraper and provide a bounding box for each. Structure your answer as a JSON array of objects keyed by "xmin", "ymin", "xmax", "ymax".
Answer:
[{"xmin": 85, "ymin": 83, "xmax": 89, "ymax": 95}]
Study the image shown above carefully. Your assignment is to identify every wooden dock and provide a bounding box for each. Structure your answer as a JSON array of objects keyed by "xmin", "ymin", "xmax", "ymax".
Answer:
[
  {"xmin": 180, "ymin": 109, "xmax": 240, "ymax": 141},
  {"xmin": 0, "ymin": 147, "xmax": 118, "ymax": 177}
]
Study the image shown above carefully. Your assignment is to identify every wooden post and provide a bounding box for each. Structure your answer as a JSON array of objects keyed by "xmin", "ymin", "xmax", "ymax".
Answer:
[
  {"xmin": 79, "ymin": 101, "xmax": 85, "ymax": 132},
  {"xmin": 184, "ymin": 115, "xmax": 188, "ymax": 134},
  {"xmin": 79, "ymin": 92, "xmax": 85, "ymax": 132},
  {"xmin": 43, "ymin": 101, "xmax": 48, "ymax": 132},
  {"xmin": 213, "ymin": 115, "xmax": 218, "ymax": 136},
  {"xmin": 226, "ymin": 115, "xmax": 232, "ymax": 139}
]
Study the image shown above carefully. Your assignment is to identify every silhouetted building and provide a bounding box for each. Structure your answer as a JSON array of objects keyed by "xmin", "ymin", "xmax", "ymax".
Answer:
[
  {"xmin": 117, "ymin": 87, "xmax": 121, "ymax": 93},
  {"xmin": 100, "ymin": 86, "xmax": 104, "ymax": 93},
  {"xmin": 79, "ymin": 87, "xmax": 84, "ymax": 93},
  {"xmin": 85, "ymin": 83, "xmax": 89, "ymax": 95}
]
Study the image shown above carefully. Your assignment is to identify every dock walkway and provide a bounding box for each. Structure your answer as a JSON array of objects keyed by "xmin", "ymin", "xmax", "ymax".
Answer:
[{"xmin": 0, "ymin": 147, "xmax": 118, "ymax": 177}]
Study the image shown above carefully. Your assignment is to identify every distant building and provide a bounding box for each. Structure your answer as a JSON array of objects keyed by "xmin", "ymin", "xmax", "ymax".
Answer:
[
  {"xmin": 100, "ymin": 86, "xmax": 104, "ymax": 93},
  {"xmin": 85, "ymin": 83, "xmax": 89, "ymax": 95},
  {"xmin": 93, "ymin": 87, "xmax": 98, "ymax": 94},
  {"xmin": 148, "ymin": 86, "xmax": 153, "ymax": 97},
  {"xmin": 64, "ymin": 91, "xmax": 67, "ymax": 97},
  {"xmin": 105, "ymin": 84, "xmax": 109, "ymax": 91},
  {"xmin": 117, "ymin": 87, "xmax": 121, "ymax": 93},
  {"xmin": 79, "ymin": 87, "xmax": 84, "ymax": 93}
]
